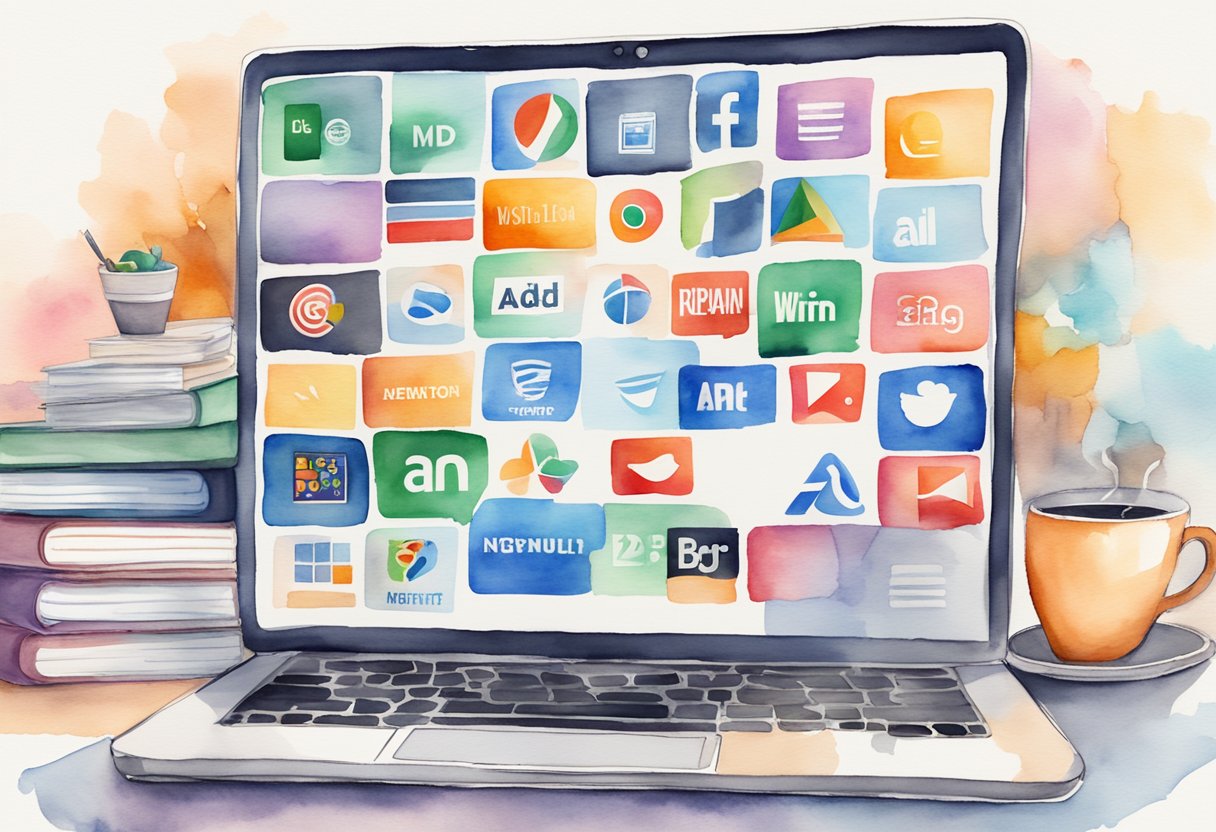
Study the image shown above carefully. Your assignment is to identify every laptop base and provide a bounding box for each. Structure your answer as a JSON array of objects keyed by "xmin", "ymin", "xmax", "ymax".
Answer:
[{"xmin": 112, "ymin": 652, "xmax": 1082, "ymax": 801}]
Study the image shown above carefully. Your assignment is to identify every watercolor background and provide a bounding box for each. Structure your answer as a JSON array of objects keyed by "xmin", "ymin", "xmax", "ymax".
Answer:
[{"xmin": 1, "ymin": 0, "xmax": 1214, "ymax": 828}]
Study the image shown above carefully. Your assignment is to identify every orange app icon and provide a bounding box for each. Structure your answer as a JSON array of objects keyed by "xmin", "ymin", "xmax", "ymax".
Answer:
[
  {"xmin": 789, "ymin": 363, "xmax": 865, "ymax": 424},
  {"xmin": 884, "ymin": 88, "xmax": 994, "ymax": 180},
  {"xmin": 611, "ymin": 437, "xmax": 694, "ymax": 496},
  {"xmin": 670, "ymin": 271, "xmax": 749, "ymax": 338},
  {"xmin": 362, "ymin": 353, "xmax": 474, "ymax": 428},
  {"xmin": 878, "ymin": 455, "xmax": 984, "ymax": 529},
  {"xmin": 265, "ymin": 364, "xmax": 358, "ymax": 429},
  {"xmin": 483, "ymin": 178, "xmax": 596, "ymax": 250}
]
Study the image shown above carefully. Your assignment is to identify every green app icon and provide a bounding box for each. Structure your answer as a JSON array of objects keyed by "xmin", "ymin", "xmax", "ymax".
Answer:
[
  {"xmin": 391, "ymin": 73, "xmax": 486, "ymax": 174},
  {"xmin": 757, "ymin": 260, "xmax": 863, "ymax": 358},
  {"xmin": 372, "ymin": 431, "xmax": 488, "ymax": 524},
  {"xmin": 590, "ymin": 504, "xmax": 730, "ymax": 596},
  {"xmin": 283, "ymin": 103, "xmax": 323, "ymax": 161}
]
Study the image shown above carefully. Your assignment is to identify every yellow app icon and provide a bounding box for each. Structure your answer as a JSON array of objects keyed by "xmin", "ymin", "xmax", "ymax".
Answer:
[
  {"xmin": 265, "ymin": 363, "xmax": 357, "ymax": 429},
  {"xmin": 884, "ymin": 88, "xmax": 994, "ymax": 180}
]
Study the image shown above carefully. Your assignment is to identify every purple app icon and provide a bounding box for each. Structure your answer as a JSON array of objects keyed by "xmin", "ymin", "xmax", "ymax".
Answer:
[{"xmin": 776, "ymin": 78, "xmax": 874, "ymax": 161}]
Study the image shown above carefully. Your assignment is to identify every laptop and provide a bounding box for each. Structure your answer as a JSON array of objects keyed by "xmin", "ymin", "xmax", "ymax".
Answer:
[{"xmin": 112, "ymin": 21, "xmax": 1084, "ymax": 800}]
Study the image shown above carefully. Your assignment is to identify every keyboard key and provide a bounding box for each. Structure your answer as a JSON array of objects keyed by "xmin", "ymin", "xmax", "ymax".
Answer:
[
  {"xmin": 776, "ymin": 721, "xmax": 826, "ymax": 732},
  {"xmin": 395, "ymin": 700, "xmax": 439, "ymax": 714},
  {"xmin": 353, "ymin": 699, "xmax": 392, "ymax": 714},
  {"xmin": 429, "ymin": 716, "xmax": 718, "ymax": 733},
  {"xmin": 889, "ymin": 724, "xmax": 934, "ymax": 738},
  {"xmin": 686, "ymin": 673, "xmax": 743, "ymax": 687},
  {"xmin": 932, "ymin": 723, "xmax": 969, "ymax": 736},
  {"xmin": 721, "ymin": 721, "xmax": 772, "ymax": 732},
  {"xmin": 440, "ymin": 700, "xmax": 514, "ymax": 714},
  {"xmin": 737, "ymin": 688, "xmax": 810, "ymax": 705},
  {"xmin": 596, "ymin": 691, "xmax": 664, "ymax": 703},
  {"xmin": 891, "ymin": 690, "xmax": 971, "ymax": 706},
  {"xmin": 515, "ymin": 703, "xmax": 670, "ymax": 719},
  {"xmin": 673, "ymin": 704, "xmax": 719, "ymax": 720},
  {"xmin": 313, "ymin": 715, "xmax": 382, "ymax": 726},
  {"xmin": 896, "ymin": 677, "xmax": 959, "ymax": 690}
]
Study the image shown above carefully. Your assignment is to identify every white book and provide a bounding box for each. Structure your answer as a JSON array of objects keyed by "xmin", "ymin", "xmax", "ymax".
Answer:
[
  {"xmin": 34, "ymin": 630, "xmax": 244, "ymax": 678},
  {"xmin": 40, "ymin": 354, "xmax": 236, "ymax": 402},
  {"xmin": 42, "ymin": 523, "xmax": 236, "ymax": 567},
  {"xmin": 37, "ymin": 582, "xmax": 237, "ymax": 625},
  {"xmin": 87, "ymin": 318, "xmax": 235, "ymax": 364}
]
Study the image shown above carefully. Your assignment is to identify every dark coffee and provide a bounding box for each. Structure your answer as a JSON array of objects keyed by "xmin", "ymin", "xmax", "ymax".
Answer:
[{"xmin": 1039, "ymin": 503, "xmax": 1168, "ymax": 520}]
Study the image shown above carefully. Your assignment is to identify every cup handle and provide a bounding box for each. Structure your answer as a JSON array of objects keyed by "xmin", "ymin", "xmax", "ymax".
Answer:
[{"xmin": 1157, "ymin": 526, "xmax": 1216, "ymax": 614}]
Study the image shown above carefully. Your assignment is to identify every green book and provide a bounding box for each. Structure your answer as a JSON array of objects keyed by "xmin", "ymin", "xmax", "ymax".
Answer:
[
  {"xmin": 41, "ymin": 378, "xmax": 237, "ymax": 431},
  {"xmin": 0, "ymin": 421, "xmax": 237, "ymax": 469}
]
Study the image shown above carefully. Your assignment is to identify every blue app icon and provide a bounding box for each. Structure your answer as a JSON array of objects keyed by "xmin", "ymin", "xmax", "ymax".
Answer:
[
  {"xmin": 877, "ymin": 364, "xmax": 987, "ymax": 451},
  {"xmin": 678, "ymin": 364, "xmax": 776, "ymax": 430},
  {"xmin": 695, "ymin": 71, "xmax": 759, "ymax": 152},
  {"xmin": 586, "ymin": 75, "xmax": 693, "ymax": 176},
  {"xmin": 262, "ymin": 434, "xmax": 369, "ymax": 527},
  {"xmin": 873, "ymin": 185, "xmax": 987, "ymax": 263},
  {"xmin": 582, "ymin": 338, "xmax": 700, "ymax": 430},
  {"xmin": 785, "ymin": 453, "xmax": 865, "ymax": 517},
  {"xmin": 469, "ymin": 499, "xmax": 606, "ymax": 595},
  {"xmin": 482, "ymin": 341, "xmax": 582, "ymax": 422}
]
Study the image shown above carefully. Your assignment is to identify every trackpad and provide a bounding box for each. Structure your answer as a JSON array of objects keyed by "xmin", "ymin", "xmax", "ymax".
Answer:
[{"xmin": 393, "ymin": 728, "xmax": 715, "ymax": 770}]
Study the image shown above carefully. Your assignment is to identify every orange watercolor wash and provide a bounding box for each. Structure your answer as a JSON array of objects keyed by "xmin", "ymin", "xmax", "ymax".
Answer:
[
  {"xmin": 483, "ymin": 178, "xmax": 596, "ymax": 250},
  {"xmin": 885, "ymin": 88, "xmax": 993, "ymax": 179},
  {"xmin": 362, "ymin": 354, "xmax": 474, "ymax": 428},
  {"xmin": 265, "ymin": 364, "xmax": 357, "ymax": 429}
]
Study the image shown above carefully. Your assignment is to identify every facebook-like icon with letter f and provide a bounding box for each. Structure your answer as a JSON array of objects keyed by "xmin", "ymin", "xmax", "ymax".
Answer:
[{"xmin": 695, "ymin": 71, "xmax": 759, "ymax": 153}]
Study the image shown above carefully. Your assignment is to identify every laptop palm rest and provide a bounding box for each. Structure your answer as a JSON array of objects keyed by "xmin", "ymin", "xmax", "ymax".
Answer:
[{"xmin": 393, "ymin": 728, "xmax": 716, "ymax": 770}]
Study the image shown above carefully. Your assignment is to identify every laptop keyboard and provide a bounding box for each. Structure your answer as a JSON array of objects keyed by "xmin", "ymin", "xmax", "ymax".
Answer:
[{"xmin": 221, "ymin": 655, "xmax": 989, "ymax": 738}]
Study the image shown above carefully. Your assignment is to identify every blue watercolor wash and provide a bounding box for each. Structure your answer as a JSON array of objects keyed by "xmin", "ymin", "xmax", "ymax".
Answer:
[
  {"xmin": 468, "ymin": 498, "xmax": 605, "ymax": 595},
  {"xmin": 877, "ymin": 364, "xmax": 987, "ymax": 451},
  {"xmin": 699, "ymin": 187, "xmax": 763, "ymax": 257},
  {"xmin": 695, "ymin": 70, "xmax": 759, "ymax": 152},
  {"xmin": 678, "ymin": 364, "xmax": 776, "ymax": 429},
  {"xmin": 873, "ymin": 185, "xmax": 987, "ymax": 263},
  {"xmin": 262, "ymin": 434, "xmax": 369, "ymax": 527},
  {"xmin": 482, "ymin": 341, "xmax": 581, "ymax": 422},
  {"xmin": 582, "ymin": 338, "xmax": 699, "ymax": 430},
  {"xmin": 1059, "ymin": 225, "xmax": 1141, "ymax": 346}
]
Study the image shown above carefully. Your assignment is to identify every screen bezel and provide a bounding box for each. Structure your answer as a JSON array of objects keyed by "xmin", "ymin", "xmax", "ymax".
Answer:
[{"xmin": 235, "ymin": 22, "xmax": 1026, "ymax": 664}]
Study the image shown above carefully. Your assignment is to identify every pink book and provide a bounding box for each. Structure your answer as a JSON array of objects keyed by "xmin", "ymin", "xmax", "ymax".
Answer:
[
  {"xmin": 0, "ymin": 622, "xmax": 244, "ymax": 685},
  {"xmin": 0, "ymin": 516, "xmax": 235, "ymax": 574}
]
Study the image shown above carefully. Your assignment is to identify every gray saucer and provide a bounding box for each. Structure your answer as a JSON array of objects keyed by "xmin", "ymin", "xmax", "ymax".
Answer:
[{"xmin": 1007, "ymin": 622, "xmax": 1214, "ymax": 681}]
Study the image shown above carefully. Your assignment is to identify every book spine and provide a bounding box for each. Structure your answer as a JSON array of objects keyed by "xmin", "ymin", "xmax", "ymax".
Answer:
[
  {"xmin": 0, "ymin": 422, "xmax": 238, "ymax": 469},
  {"xmin": 193, "ymin": 378, "xmax": 238, "ymax": 428},
  {"xmin": 0, "ymin": 623, "xmax": 40, "ymax": 684},
  {"xmin": 0, "ymin": 568, "xmax": 239, "ymax": 634},
  {"xmin": 0, "ymin": 515, "xmax": 53, "ymax": 568}
]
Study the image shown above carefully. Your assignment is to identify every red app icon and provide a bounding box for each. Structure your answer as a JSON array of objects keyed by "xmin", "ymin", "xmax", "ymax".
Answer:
[
  {"xmin": 877, "ymin": 455, "xmax": 984, "ymax": 529},
  {"xmin": 670, "ymin": 271, "xmax": 749, "ymax": 338},
  {"xmin": 870, "ymin": 265, "xmax": 989, "ymax": 353},
  {"xmin": 789, "ymin": 363, "xmax": 865, "ymax": 424},
  {"xmin": 611, "ymin": 437, "xmax": 694, "ymax": 496}
]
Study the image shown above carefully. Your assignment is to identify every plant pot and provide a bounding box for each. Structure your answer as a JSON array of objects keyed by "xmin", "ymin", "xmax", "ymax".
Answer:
[{"xmin": 99, "ymin": 265, "xmax": 178, "ymax": 335}]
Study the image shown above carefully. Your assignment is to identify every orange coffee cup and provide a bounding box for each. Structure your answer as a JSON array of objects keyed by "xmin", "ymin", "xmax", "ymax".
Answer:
[{"xmin": 1025, "ymin": 488, "xmax": 1216, "ymax": 663}]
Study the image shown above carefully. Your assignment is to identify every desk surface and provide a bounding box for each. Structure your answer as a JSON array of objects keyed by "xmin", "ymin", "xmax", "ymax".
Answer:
[{"xmin": 5, "ymin": 662, "xmax": 1215, "ymax": 831}]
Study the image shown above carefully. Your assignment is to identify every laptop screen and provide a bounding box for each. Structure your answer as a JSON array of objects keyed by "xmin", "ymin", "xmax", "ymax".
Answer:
[{"xmin": 239, "ymin": 26, "xmax": 1024, "ymax": 658}]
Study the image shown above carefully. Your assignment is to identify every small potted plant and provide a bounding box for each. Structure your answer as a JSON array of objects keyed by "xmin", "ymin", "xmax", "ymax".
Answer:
[{"xmin": 84, "ymin": 231, "xmax": 178, "ymax": 335}]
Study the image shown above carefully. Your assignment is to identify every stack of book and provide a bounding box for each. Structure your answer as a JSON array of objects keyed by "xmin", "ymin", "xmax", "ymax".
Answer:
[
  {"xmin": 0, "ymin": 318, "xmax": 237, "ymax": 468},
  {"xmin": 0, "ymin": 318, "xmax": 244, "ymax": 685}
]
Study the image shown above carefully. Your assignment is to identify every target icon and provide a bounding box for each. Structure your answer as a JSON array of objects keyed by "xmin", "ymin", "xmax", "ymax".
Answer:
[
  {"xmin": 289, "ymin": 283, "xmax": 343, "ymax": 338},
  {"xmin": 609, "ymin": 189, "xmax": 663, "ymax": 243}
]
